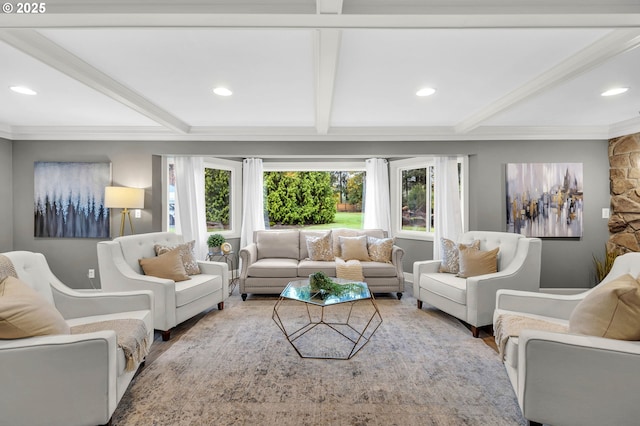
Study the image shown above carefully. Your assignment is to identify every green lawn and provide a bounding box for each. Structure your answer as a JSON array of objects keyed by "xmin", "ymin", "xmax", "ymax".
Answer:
[{"xmin": 303, "ymin": 212, "xmax": 363, "ymax": 230}]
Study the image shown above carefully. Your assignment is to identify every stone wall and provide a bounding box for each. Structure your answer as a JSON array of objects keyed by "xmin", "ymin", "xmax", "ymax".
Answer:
[{"xmin": 608, "ymin": 132, "xmax": 640, "ymax": 253}]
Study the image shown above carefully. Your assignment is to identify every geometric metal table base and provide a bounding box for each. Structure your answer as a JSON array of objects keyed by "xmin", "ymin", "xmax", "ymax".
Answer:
[{"xmin": 272, "ymin": 280, "xmax": 382, "ymax": 360}]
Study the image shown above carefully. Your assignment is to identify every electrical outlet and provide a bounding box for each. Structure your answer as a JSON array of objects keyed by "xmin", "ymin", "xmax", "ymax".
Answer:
[
  {"xmin": 602, "ymin": 208, "xmax": 610, "ymax": 219},
  {"xmin": 134, "ymin": 208, "xmax": 141, "ymax": 218},
  {"xmin": 88, "ymin": 269, "xmax": 95, "ymax": 279}
]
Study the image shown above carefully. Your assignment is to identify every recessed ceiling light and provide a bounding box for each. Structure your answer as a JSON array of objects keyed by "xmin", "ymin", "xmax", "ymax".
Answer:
[
  {"xmin": 601, "ymin": 87, "xmax": 629, "ymax": 97},
  {"xmin": 10, "ymin": 86, "xmax": 37, "ymax": 95},
  {"xmin": 416, "ymin": 87, "xmax": 436, "ymax": 97},
  {"xmin": 213, "ymin": 87, "xmax": 232, "ymax": 97}
]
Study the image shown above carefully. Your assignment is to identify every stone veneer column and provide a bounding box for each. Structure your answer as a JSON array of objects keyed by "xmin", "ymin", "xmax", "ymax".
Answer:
[{"xmin": 608, "ymin": 132, "xmax": 640, "ymax": 253}]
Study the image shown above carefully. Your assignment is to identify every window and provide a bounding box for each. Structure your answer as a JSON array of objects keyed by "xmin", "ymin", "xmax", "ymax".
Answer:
[
  {"xmin": 166, "ymin": 157, "xmax": 242, "ymax": 238},
  {"xmin": 390, "ymin": 157, "xmax": 467, "ymax": 240}
]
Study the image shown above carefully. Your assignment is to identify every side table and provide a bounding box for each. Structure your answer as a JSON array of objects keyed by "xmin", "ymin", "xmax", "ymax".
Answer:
[{"xmin": 206, "ymin": 250, "xmax": 239, "ymax": 296}]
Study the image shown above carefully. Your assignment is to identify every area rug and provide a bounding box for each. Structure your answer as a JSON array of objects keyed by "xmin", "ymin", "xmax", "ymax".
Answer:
[{"xmin": 112, "ymin": 290, "xmax": 526, "ymax": 425}]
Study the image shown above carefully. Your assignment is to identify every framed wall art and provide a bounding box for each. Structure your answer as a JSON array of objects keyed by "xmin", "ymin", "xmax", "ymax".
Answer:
[
  {"xmin": 506, "ymin": 162, "xmax": 583, "ymax": 238},
  {"xmin": 34, "ymin": 161, "xmax": 111, "ymax": 238}
]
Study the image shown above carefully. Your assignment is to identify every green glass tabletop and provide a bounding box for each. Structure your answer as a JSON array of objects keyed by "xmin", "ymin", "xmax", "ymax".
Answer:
[{"xmin": 280, "ymin": 279, "xmax": 371, "ymax": 306}]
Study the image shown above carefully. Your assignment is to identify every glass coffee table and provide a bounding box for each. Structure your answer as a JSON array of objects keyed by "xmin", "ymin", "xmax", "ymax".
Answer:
[{"xmin": 272, "ymin": 278, "xmax": 382, "ymax": 360}]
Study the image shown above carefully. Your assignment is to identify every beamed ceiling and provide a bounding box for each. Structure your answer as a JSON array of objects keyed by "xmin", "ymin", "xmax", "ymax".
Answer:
[{"xmin": 1, "ymin": 0, "xmax": 640, "ymax": 142}]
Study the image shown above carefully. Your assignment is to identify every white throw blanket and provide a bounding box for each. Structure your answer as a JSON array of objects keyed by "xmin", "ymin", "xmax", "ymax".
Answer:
[
  {"xmin": 335, "ymin": 257, "xmax": 364, "ymax": 281},
  {"xmin": 494, "ymin": 313, "xmax": 568, "ymax": 360}
]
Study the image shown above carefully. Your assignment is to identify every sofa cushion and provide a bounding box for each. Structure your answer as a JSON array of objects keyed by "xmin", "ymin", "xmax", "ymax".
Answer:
[
  {"xmin": 360, "ymin": 261, "xmax": 397, "ymax": 278},
  {"xmin": 154, "ymin": 240, "xmax": 201, "ymax": 275},
  {"xmin": 297, "ymin": 260, "xmax": 336, "ymax": 277},
  {"xmin": 367, "ymin": 236, "xmax": 394, "ymax": 263},
  {"xmin": 439, "ymin": 238, "xmax": 480, "ymax": 274},
  {"xmin": 305, "ymin": 232, "xmax": 334, "ymax": 261},
  {"xmin": 0, "ymin": 276, "xmax": 70, "ymax": 339},
  {"xmin": 331, "ymin": 229, "xmax": 385, "ymax": 257},
  {"xmin": 256, "ymin": 231, "xmax": 300, "ymax": 260},
  {"xmin": 420, "ymin": 273, "xmax": 467, "ymax": 305},
  {"xmin": 569, "ymin": 273, "xmax": 640, "ymax": 340},
  {"xmin": 248, "ymin": 258, "xmax": 299, "ymax": 278},
  {"xmin": 457, "ymin": 246, "xmax": 499, "ymax": 278},
  {"xmin": 139, "ymin": 250, "xmax": 190, "ymax": 282},
  {"xmin": 175, "ymin": 274, "xmax": 223, "ymax": 308},
  {"xmin": 339, "ymin": 236, "xmax": 371, "ymax": 261}
]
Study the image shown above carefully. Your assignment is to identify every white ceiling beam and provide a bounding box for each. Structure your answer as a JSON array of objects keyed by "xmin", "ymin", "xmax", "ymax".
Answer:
[
  {"xmin": 314, "ymin": 0, "xmax": 343, "ymax": 135},
  {"xmin": 0, "ymin": 29, "xmax": 191, "ymax": 134},
  {"xmin": 455, "ymin": 28, "xmax": 640, "ymax": 134},
  {"xmin": 1, "ymin": 13, "xmax": 639, "ymax": 30}
]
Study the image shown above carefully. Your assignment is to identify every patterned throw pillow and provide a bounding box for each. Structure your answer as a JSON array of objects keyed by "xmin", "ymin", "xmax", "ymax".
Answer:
[
  {"xmin": 154, "ymin": 240, "xmax": 201, "ymax": 275},
  {"xmin": 339, "ymin": 235, "xmax": 371, "ymax": 261},
  {"xmin": 306, "ymin": 233, "xmax": 334, "ymax": 261},
  {"xmin": 439, "ymin": 238, "xmax": 480, "ymax": 274},
  {"xmin": 367, "ymin": 236, "xmax": 394, "ymax": 263}
]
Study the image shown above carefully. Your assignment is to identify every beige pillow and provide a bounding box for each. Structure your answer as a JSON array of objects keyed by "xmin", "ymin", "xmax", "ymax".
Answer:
[
  {"xmin": 569, "ymin": 274, "xmax": 640, "ymax": 340},
  {"xmin": 439, "ymin": 238, "xmax": 480, "ymax": 274},
  {"xmin": 339, "ymin": 235, "xmax": 370, "ymax": 261},
  {"xmin": 367, "ymin": 236, "xmax": 394, "ymax": 263},
  {"xmin": 306, "ymin": 233, "xmax": 334, "ymax": 261},
  {"xmin": 139, "ymin": 250, "xmax": 190, "ymax": 282},
  {"xmin": 457, "ymin": 246, "xmax": 499, "ymax": 278},
  {"xmin": 154, "ymin": 240, "xmax": 200, "ymax": 275},
  {"xmin": 0, "ymin": 276, "xmax": 70, "ymax": 339}
]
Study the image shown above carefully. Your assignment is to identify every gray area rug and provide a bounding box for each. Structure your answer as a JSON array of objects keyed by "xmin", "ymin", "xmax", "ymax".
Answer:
[{"xmin": 112, "ymin": 289, "xmax": 526, "ymax": 425}]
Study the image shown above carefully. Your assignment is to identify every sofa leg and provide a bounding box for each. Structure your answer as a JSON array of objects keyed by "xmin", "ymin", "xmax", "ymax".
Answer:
[
  {"xmin": 241, "ymin": 293, "xmax": 247, "ymax": 301},
  {"xmin": 161, "ymin": 330, "xmax": 171, "ymax": 341},
  {"xmin": 471, "ymin": 326, "xmax": 480, "ymax": 338},
  {"xmin": 396, "ymin": 292, "xmax": 403, "ymax": 300},
  {"xmin": 417, "ymin": 300, "xmax": 423, "ymax": 309},
  {"xmin": 528, "ymin": 422, "xmax": 543, "ymax": 426},
  {"xmin": 218, "ymin": 301, "xmax": 224, "ymax": 310}
]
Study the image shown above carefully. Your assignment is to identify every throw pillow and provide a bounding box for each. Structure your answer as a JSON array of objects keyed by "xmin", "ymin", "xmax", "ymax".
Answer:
[
  {"xmin": 339, "ymin": 235, "xmax": 371, "ymax": 261},
  {"xmin": 457, "ymin": 246, "xmax": 499, "ymax": 278},
  {"xmin": 306, "ymin": 232, "xmax": 334, "ymax": 261},
  {"xmin": 367, "ymin": 236, "xmax": 394, "ymax": 263},
  {"xmin": 439, "ymin": 238, "xmax": 480, "ymax": 274},
  {"xmin": 0, "ymin": 276, "xmax": 70, "ymax": 339},
  {"xmin": 139, "ymin": 250, "xmax": 190, "ymax": 282},
  {"xmin": 569, "ymin": 274, "xmax": 640, "ymax": 340},
  {"xmin": 154, "ymin": 240, "xmax": 201, "ymax": 275},
  {"xmin": 0, "ymin": 254, "xmax": 17, "ymax": 282}
]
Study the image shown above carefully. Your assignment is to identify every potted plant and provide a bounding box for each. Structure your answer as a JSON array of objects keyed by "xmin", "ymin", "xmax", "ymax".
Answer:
[{"xmin": 207, "ymin": 233, "xmax": 226, "ymax": 253}]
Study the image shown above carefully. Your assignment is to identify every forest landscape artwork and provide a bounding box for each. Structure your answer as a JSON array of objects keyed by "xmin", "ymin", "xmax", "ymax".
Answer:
[
  {"xmin": 506, "ymin": 162, "xmax": 583, "ymax": 238},
  {"xmin": 34, "ymin": 162, "xmax": 111, "ymax": 238}
]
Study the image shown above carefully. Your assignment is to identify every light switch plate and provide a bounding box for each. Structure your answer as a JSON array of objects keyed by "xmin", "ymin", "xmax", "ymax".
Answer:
[{"xmin": 602, "ymin": 208, "xmax": 610, "ymax": 219}]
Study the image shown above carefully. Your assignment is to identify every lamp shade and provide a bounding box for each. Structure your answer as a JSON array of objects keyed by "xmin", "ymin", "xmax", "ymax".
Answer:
[{"xmin": 104, "ymin": 186, "xmax": 144, "ymax": 209}]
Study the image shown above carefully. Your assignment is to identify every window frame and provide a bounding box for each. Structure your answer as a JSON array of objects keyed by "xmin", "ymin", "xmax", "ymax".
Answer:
[{"xmin": 390, "ymin": 156, "xmax": 468, "ymax": 241}]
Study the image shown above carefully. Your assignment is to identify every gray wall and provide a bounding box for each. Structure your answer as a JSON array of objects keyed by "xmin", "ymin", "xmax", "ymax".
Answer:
[
  {"xmin": 0, "ymin": 139, "xmax": 12, "ymax": 252},
  {"xmin": 8, "ymin": 139, "xmax": 610, "ymax": 289}
]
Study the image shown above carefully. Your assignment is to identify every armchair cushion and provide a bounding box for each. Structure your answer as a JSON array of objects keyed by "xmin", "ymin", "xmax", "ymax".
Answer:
[
  {"xmin": 457, "ymin": 246, "xmax": 499, "ymax": 278},
  {"xmin": 438, "ymin": 238, "xmax": 480, "ymax": 274},
  {"xmin": 0, "ymin": 276, "xmax": 70, "ymax": 339},
  {"xmin": 569, "ymin": 273, "xmax": 640, "ymax": 340},
  {"xmin": 154, "ymin": 240, "xmax": 201, "ymax": 275},
  {"xmin": 139, "ymin": 250, "xmax": 190, "ymax": 282}
]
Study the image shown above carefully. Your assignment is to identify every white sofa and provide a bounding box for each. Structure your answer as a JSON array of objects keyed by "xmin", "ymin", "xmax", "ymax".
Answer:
[
  {"xmin": 0, "ymin": 251, "xmax": 153, "ymax": 426},
  {"xmin": 97, "ymin": 232, "xmax": 228, "ymax": 340},
  {"xmin": 413, "ymin": 231, "xmax": 542, "ymax": 337},
  {"xmin": 493, "ymin": 252, "xmax": 640, "ymax": 426}
]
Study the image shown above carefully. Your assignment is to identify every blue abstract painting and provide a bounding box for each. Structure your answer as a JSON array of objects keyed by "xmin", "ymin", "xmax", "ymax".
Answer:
[{"xmin": 34, "ymin": 162, "xmax": 111, "ymax": 238}]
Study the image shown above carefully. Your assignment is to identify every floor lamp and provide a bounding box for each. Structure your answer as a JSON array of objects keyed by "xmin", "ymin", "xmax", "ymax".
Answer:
[{"xmin": 105, "ymin": 186, "xmax": 145, "ymax": 237}]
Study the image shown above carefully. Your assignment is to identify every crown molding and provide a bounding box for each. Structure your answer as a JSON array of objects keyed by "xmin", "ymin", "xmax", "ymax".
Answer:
[{"xmin": 609, "ymin": 116, "xmax": 640, "ymax": 139}]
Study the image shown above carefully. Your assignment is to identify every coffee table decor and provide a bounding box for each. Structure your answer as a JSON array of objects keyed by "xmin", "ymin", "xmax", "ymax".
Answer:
[{"xmin": 272, "ymin": 276, "xmax": 382, "ymax": 360}]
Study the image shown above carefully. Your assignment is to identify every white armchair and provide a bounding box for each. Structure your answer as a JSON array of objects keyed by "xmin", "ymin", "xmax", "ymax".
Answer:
[
  {"xmin": 494, "ymin": 252, "xmax": 640, "ymax": 426},
  {"xmin": 413, "ymin": 231, "xmax": 542, "ymax": 337},
  {"xmin": 97, "ymin": 232, "xmax": 228, "ymax": 341},
  {"xmin": 0, "ymin": 251, "xmax": 153, "ymax": 426}
]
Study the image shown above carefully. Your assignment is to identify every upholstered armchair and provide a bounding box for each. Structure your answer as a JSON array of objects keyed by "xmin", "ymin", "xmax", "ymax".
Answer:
[
  {"xmin": 97, "ymin": 232, "xmax": 228, "ymax": 340},
  {"xmin": 413, "ymin": 231, "xmax": 542, "ymax": 337},
  {"xmin": 0, "ymin": 251, "xmax": 153, "ymax": 426},
  {"xmin": 493, "ymin": 252, "xmax": 640, "ymax": 426}
]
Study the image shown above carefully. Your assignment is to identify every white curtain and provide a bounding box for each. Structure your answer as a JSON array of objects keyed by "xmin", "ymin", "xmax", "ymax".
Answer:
[
  {"xmin": 433, "ymin": 156, "xmax": 463, "ymax": 260},
  {"xmin": 174, "ymin": 156, "xmax": 208, "ymax": 260},
  {"xmin": 363, "ymin": 158, "xmax": 391, "ymax": 234},
  {"xmin": 240, "ymin": 158, "xmax": 266, "ymax": 248}
]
